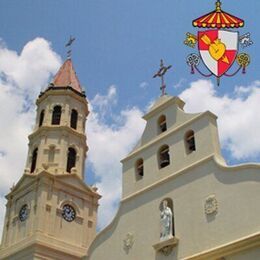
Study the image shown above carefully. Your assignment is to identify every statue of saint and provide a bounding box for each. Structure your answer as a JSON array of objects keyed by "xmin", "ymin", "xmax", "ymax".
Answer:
[{"xmin": 160, "ymin": 200, "xmax": 173, "ymax": 241}]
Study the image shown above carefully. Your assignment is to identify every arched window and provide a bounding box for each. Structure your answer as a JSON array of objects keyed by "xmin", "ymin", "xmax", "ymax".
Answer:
[
  {"xmin": 70, "ymin": 109, "xmax": 78, "ymax": 130},
  {"xmin": 51, "ymin": 105, "xmax": 62, "ymax": 125},
  {"xmin": 30, "ymin": 148, "xmax": 38, "ymax": 173},
  {"xmin": 136, "ymin": 158, "xmax": 144, "ymax": 180},
  {"xmin": 160, "ymin": 198, "xmax": 175, "ymax": 238},
  {"xmin": 39, "ymin": 110, "xmax": 45, "ymax": 127},
  {"xmin": 66, "ymin": 147, "xmax": 76, "ymax": 173},
  {"xmin": 185, "ymin": 130, "xmax": 196, "ymax": 154},
  {"xmin": 158, "ymin": 145, "xmax": 170, "ymax": 169},
  {"xmin": 158, "ymin": 115, "xmax": 167, "ymax": 133}
]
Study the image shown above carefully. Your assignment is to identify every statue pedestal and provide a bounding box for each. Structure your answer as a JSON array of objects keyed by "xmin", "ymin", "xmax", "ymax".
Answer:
[{"xmin": 153, "ymin": 237, "xmax": 178, "ymax": 256}]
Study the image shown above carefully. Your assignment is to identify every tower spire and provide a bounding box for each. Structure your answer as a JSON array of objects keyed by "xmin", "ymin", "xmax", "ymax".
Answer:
[{"xmin": 51, "ymin": 58, "xmax": 83, "ymax": 93}]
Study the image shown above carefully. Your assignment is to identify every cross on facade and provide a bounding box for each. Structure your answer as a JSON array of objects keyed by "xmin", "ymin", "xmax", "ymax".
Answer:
[
  {"xmin": 153, "ymin": 59, "xmax": 172, "ymax": 96},
  {"xmin": 65, "ymin": 36, "xmax": 76, "ymax": 59}
]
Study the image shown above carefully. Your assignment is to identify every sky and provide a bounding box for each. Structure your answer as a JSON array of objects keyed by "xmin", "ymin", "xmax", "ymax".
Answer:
[{"xmin": 0, "ymin": 0, "xmax": 260, "ymax": 237}]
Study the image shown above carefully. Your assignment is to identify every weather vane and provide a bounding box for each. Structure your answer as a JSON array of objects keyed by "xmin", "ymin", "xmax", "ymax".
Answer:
[
  {"xmin": 184, "ymin": 0, "xmax": 252, "ymax": 86},
  {"xmin": 153, "ymin": 59, "xmax": 172, "ymax": 96},
  {"xmin": 65, "ymin": 36, "xmax": 76, "ymax": 59}
]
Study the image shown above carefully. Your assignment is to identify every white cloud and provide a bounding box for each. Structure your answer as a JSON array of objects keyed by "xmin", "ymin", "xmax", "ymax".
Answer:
[
  {"xmin": 180, "ymin": 79, "xmax": 260, "ymax": 160},
  {"xmin": 87, "ymin": 87, "xmax": 145, "ymax": 228},
  {"xmin": 139, "ymin": 81, "xmax": 149, "ymax": 89},
  {"xmin": 0, "ymin": 38, "xmax": 61, "ymax": 237},
  {"xmin": 173, "ymin": 78, "xmax": 186, "ymax": 89},
  {"xmin": 91, "ymin": 85, "xmax": 117, "ymax": 108},
  {"xmin": 0, "ymin": 38, "xmax": 61, "ymax": 97},
  {"xmin": 90, "ymin": 85, "xmax": 117, "ymax": 121}
]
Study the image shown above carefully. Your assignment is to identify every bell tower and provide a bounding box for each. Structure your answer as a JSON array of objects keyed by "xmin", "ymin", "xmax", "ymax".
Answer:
[
  {"xmin": 26, "ymin": 58, "xmax": 88, "ymax": 179},
  {"xmin": 0, "ymin": 57, "xmax": 101, "ymax": 260}
]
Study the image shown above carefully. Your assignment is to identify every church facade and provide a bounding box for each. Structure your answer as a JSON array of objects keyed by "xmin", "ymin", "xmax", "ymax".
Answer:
[
  {"xmin": 0, "ymin": 57, "xmax": 260, "ymax": 260},
  {"xmin": 86, "ymin": 96, "xmax": 260, "ymax": 259}
]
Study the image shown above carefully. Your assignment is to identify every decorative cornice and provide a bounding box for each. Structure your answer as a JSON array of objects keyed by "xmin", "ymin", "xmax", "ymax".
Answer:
[
  {"xmin": 28, "ymin": 125, "xmax": 87, "ymax": 141},
  {"xmin": 0, "ymin": 232, "xmax": 87, "ymax": 259},
  {"xmin": 183, "ymin": 232, "xmax": 260, "ymax": 260},
  {"xmin": 153, "ymin": 236, "xmax": 179, "ymax": 256},
  {"xmin": 6, "ymin": 171, "xmax": 101, "ymax": 200},
  {"xmin": 36, "ymin": 87, "xmax": 88, "ymax": 113},
  {"xmin": 39, "ymin": 86, "xmax": 86, "ymax": 98}
]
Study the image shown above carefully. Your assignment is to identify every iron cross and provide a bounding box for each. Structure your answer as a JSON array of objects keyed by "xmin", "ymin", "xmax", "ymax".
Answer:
[
  {"xmin": 153, "ymin": 59, "xmax": 172, "ymax": 96},
  {"xmin": 65, "ymin": 36, "xmax": 76, "ymax": 59}
]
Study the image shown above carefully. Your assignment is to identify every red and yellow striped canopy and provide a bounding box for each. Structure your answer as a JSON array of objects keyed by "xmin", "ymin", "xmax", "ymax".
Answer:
[{"xmin": 193, "ymin": 1, "xmax": 244, "ymax": 29}]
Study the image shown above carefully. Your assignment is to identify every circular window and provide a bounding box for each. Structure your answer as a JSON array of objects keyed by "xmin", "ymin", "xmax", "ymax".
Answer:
[
  {"xmin": 19, "ymin": 204, "xmax": 29, "ymax": 222},
  {"xmin": 62, "ymin": 204, "xmax": 76, "ymax": 222}
]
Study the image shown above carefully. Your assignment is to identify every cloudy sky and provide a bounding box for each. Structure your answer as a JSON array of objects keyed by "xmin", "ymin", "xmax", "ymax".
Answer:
[{"xmin": 0, "ymin": 0, "xmax": 260, "ymax": 237}]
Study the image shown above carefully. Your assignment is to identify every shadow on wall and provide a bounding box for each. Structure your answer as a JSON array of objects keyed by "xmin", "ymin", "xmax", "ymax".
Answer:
[{"xmin": 155, "ymin": 245, "xmax": 179, "ymax": 260}]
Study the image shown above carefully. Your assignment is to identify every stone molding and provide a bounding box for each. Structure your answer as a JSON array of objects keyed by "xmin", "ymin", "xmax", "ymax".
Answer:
[
  {"xmin": 183, "ymin": 232, "xmax": 260, "ymax": 260},
  {"xmin": 153, "ymin": 236, "xmax": 179, "ymax": 256}
]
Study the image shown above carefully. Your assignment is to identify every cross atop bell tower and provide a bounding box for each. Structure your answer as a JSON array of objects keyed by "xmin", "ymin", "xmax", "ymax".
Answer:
[{"xmin": 65, "ymin": 36, "xmax": 76, "ymax": 59}]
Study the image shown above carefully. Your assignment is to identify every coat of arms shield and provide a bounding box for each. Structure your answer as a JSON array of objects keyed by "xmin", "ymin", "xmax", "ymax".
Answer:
[{"xmin": 198, "ymin": 30, "xmax": 239, "ymax": 77}]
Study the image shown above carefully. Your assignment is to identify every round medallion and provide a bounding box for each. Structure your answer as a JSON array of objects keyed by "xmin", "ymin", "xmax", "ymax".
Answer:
[
  {"xmin": 19, "ymin": 204, "xmax": 29, "ymax": 222},
  {"xmin": 62, "ymin": 204, "xmax": 76, "ymax": 222}
]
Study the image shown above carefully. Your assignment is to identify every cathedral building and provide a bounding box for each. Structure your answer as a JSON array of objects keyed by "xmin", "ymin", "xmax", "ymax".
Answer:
[{"xmin": 0, "ymin": 57, "xmax": 260, "ymax": 260}]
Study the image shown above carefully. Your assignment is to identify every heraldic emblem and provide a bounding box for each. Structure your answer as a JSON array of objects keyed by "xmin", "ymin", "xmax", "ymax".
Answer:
[{"xmin": 184, "ymin": 0, "xmax": 252, "ymax": 85}]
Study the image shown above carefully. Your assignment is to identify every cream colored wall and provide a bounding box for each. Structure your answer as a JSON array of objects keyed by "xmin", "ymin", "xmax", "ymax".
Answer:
[
  {"xmin": 87, "ymin": 158, "xmax": 260, "ymax": 260},
  {"xmin": 35, "ymin": 91, "xmax": 88, "ymax": 134},
  {"xmin": 141, "ymin": 98, "xmax": 193, "ymax": 145},
  {"xmin": 26, "ymin": 129, "xmax": 87, "ymax": 178},
  {"xmin": 0, "ymin": 172, "xmax": 100, "ymax": 260},
  {"xmin": 0, "ymin": 178, "xmax": 42, "ymax": 251}
]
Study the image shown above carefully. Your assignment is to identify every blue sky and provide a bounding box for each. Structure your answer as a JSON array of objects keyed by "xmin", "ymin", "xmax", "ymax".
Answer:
[
  {"xmin": 2, "ymin": 0, "xmax": 259, "ymax": 101},
  {"xmin": 0, "ymin": 0, "xmax": 260, "ymax": 231}
]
